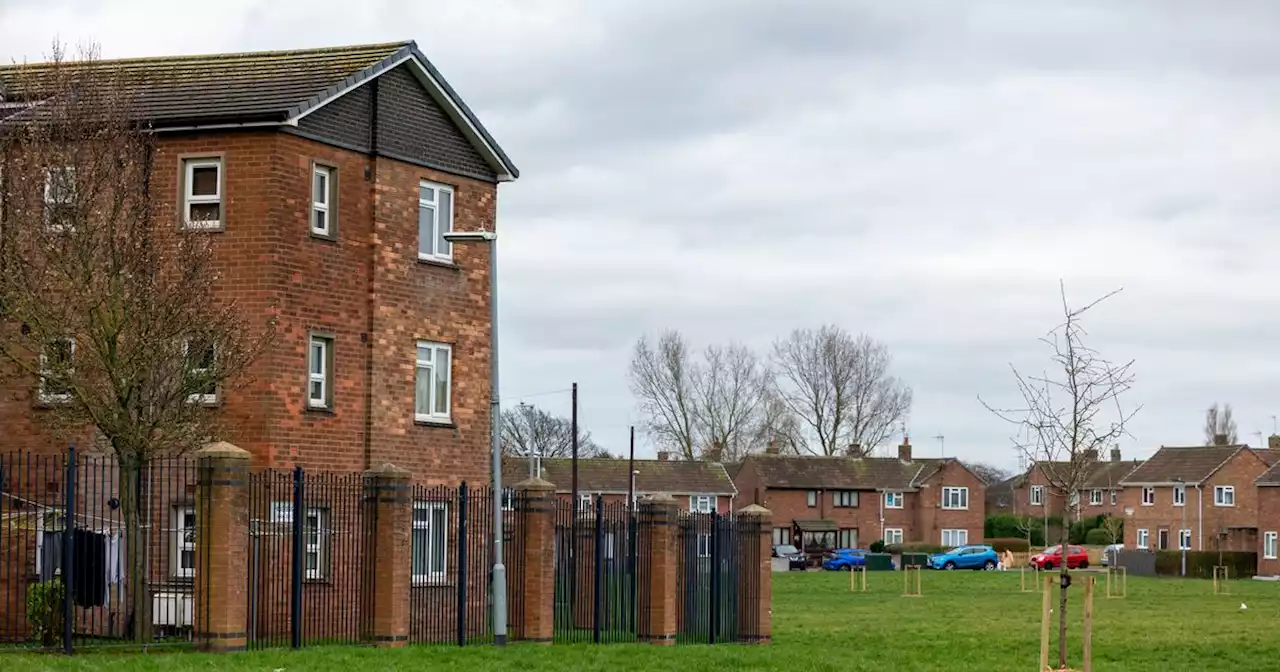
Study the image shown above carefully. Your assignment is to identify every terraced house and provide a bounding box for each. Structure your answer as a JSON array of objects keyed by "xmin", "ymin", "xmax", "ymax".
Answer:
[
  {"xmin": 503, "ymin": 454, "xmax": 738, "ymax": 513},
  {"xmin": 0, "ymin": 41, "xmax": 517, "ymax": 483},
  {"xmin": 1008, "ymin": 448, "xmax": 1143, "ymax": 522},
  {"xmin": 733, "ymin": 439, "xmax": 986, "ymax": 550}
]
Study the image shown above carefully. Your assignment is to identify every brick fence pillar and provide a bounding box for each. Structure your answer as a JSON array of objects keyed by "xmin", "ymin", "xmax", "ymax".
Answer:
[
  {"xmin": 637, "ymin": 493, "xmax": 678, "ymax": 645},
  {"xmin": 361, "ymin": 464, "xmax": 412, "ymax": 647},
  {"xmin": 572, "ymin": 508, "xmax": 597, "ymax": 630},
  {"xmin": 512, "ymin": 477, "xmax": 556, "ymax": 643},
  {"xmin": 736, "ymin": 504, "xmax": 772, "ymax": 644},
  {"xmin": 194, "ymin": 441, "xmax": 251, "ymax": 652}
]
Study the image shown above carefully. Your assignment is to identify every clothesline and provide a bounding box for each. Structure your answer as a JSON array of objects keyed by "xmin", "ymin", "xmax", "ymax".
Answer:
[{"xmin": 1, "ymin": 490, "xmax": 139, "ymax": 530}]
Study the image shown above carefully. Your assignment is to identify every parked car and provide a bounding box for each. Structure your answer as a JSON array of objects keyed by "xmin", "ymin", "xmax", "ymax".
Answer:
[
  {"xmin": 773, "ymin": 544, "xmax": 807, "ymax": 571},
  {"xmin": 1030, "ymin": 544, "xmax": 1089, "ymax": 570},
  {"xmin": 927, "ymin": 545, "xmax": 1000, "ymax": 570},
  {"xmin": 822, "ymin": 549, "xmax": 867, "ymax": 571},
  {"xmin": 1101, "ymin": 544, "xmax": 1124, "ymax": 567}
]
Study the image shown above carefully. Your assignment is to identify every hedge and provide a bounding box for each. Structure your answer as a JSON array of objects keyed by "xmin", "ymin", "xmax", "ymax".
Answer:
[
  {"xmin": 884, "ymin": 542, "xmax": 948, "ymax": 555},
  {"xmin": 986, "ymin": 537, "xmax": 1030, "ymax": 553},
  {"xmin": 984, "ymin": 514, "xmax": 1063, "ymax": 546},
  {"xmin": 1153, "ymin": 551, "xmax": 1256, "ymax": 579}
]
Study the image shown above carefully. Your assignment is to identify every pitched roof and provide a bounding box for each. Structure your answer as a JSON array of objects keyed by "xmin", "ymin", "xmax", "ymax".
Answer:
[
  {"xmin": 1083, "ymin": 460, "xmax": 1144, "ymax": 488},
  {"xmin": 503, "ymin": 457, "xmax": 737, "ymax": 496},
  {"xmin": 0, "ymin": 41, "xmax": 517, "ymax": 179},
  {"xmin": 1255, "ymin": 460, "xmax": 1280, "ymax": 486},
  {"xmin": 743, "ymin": 454, "xmax": 954, "ymax": 490},
  {"xmin": 1120, "ymin": 446, "xmax": 1264, "ymax": 485}
]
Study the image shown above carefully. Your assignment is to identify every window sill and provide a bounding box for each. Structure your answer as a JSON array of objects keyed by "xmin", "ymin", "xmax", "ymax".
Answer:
[
  {"xmin": 310, "ymin": 231, "xmax": 339, "ymax": 243},
  {"xmin": 415, "ymin": 418, "xmax": 456, "ymax": 429},
  {"xmin": 417, "ymin": 257, "xmax": 460, "ymax": 271},
  {"xmin": 33, "ymin": 397, "xmax": 72, "ymax": 410},
  {"xmin": 412, "ymin": 580, "xmax": 453, "ymax": 588},
  {"xmin": 305, "ymin": 406, "xmax": 336, "ymax": 417}
]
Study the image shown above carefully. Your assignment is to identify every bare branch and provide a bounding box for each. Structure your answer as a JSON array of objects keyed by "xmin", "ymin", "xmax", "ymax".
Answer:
[
  {"xmin": 501, "ymin": 403, "xmax": 607, "ymax": 458},
  {"xmin": 629, "ymin": 331, "xmax": 701, "ymax": 460}
]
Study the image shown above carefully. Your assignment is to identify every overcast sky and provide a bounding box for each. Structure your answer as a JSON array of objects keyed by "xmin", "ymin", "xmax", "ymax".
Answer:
[{"xmin": 4, "ymin": 0, "xmax": 1279, "ymax": 471}]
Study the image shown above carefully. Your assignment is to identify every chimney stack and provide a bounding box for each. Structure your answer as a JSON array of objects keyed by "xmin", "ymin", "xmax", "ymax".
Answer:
[
  {"xmin": 707, "ymin": 442, "xmax": 724, "ymax": 463},
  {"xmin": 657, "ymin": 451, "xmax": 670, "ymax": 462},
  {"xmin": 898, "ymin": 437, "xmax": 912, "ymax": 462},
  {"xmin": 1083, "ymin": 448, "xmax": 1098, "ymax": 462},
  {"xmin": 845, "ymin": 443, "xmax": 862, "ymax": 457},
  {"xmin": 1269, "ymin": 435, "xmax": 1280, "ymax": 451},
  {"xmin": 1110, "ymin": 446, "xmax": 1121, "ymax": 462},
  {"xmin": 1214, "ymin": 433, "xmax": 1229, "ymax": 446},
  {"xmin": 765, "ymin": 439, "xmax": 779, "ymax": 455}
]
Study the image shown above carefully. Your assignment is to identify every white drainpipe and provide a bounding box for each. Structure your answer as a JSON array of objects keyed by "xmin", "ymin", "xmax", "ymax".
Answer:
[
  {"xmin": 879, "ymin": 490, "xmax": 885, "ymax": 542},
  {"xmin": 1196, "ymin": 484, "xmax": 1204, "ymax": 550}
]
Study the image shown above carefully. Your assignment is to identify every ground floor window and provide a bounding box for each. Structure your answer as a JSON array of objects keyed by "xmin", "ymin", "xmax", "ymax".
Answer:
[
  {"xmin": 838, "ymin": 528, "xmax": 857, "ymax": 549},
  {"xmin": 941, "ymin": 529, "xmax": 968, "ymax": 547},
  {"xmin": 1137, "ymin": 529, "xmax": 1149, "ymax": 549},
  {"xmin": 884, "ymin": 528, "xmax": 903, "ymax": 546},
  {"xmin": 1265, "ymin": 532, "xmax": 1278, "ymax": 560},
  {"xmin": 772, "ymin": 527, "xmax": 792, "ymax": 546}
]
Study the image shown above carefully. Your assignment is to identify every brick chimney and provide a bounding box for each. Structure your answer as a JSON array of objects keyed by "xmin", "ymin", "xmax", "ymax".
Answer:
[
  {"xmin": 845, "ymin": 443, "xmax": 862, "ymax": 457},
  {"xmin": 657, "ymin": 451, "xmax": 670, "ymax": 462},
  {"xmin": 1214, "ymin": 433, "xmax": 1230, "ymax": 446},
  {"xmin": 898, "ymin": 437, "xmax": 912, "ymax": 462},
  {"xmin": 1083, "ymin": 448, "xmax": 1098, "ymax": 462},
  {"xmin": 707, "ymin": 442, "xmax": 724, "ymax": 463},
  {"xmin": 1110, "ymin": 447, "xmax": 1121, "ymax": 462},
  {"xmin": 1270, "ymin": 435, "xmax": 1280, "ymax": 450}
]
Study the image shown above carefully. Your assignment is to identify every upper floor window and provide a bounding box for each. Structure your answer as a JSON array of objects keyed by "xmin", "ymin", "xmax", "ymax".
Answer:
[
  {"xmin": 941, "ymin": 487, "xmax": 968, "ymax": 510},
  {"xmin": 308, "ymin": 335, "xmax": 333, "ymax": 409},
  {"xmin": 1089, "ymin": 489, "xmax": 1103, "ymax": 506},
  {"xmin": 1030, "ymin": 485, "xmax": 1044, "ymax": 506},
  {"xmin": 44, "ymin": 167, "xmax": 76, "ymax": 232},
  {"xmin": 833, "ymin": 491, "xmax": 858, "ymax": 508},
  {"xmin": 1141, "ymin": 487, "xmax": 1155, "ymax": 506},
  {"xmin": 1110, "ymin": 490, "xmax": 1117, "ymax": 505},
  {"xmin": 414, "ymin": 341, "xmax": 452, "ymax": 423},
  {"xmin": 184, "ymin": 338, "xmax": 218, "ymax": 405},
  {"xmin": 39, "ymin": 337, "xmax": 75, "ymax": 404},
  {"xmin": 690, "ymin": 495, "xmax": 715, "ymax": 514},
  {"xmin": 884, "ymin": 491, "xmax": 904, "ymax": 509},
  {"xmin": 1215, "ymin": 486, "xmax": 1235, "ymax": 507},
  {"xmin": 806, "ymin": 490, "xmax": 817, "ymax": 507},
  {"xmin": 182, "ymin": 158, "xmax": 222, "ymax": 230},
  {"xmin": 311, "ymin": 164, "xmax": 336, "ymax": 238},
  {"xmin": 418, "ymin": 181, "xmax": 454, "ymax": 262},
  {"xmin": 1174, "ymin": 484, "xmax": 1186, "ymax": 507}
]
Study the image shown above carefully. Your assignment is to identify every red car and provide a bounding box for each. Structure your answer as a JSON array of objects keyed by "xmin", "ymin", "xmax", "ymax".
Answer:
[{"xmin": 1030, "ymin": 545, "xmax": 1089, "ymax": 570}]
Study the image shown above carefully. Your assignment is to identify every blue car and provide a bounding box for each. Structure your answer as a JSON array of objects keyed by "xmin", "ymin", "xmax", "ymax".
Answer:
[
  {"xmin": 822, "ymin": 549, "xmax": 868, "ymax": 571},
  {"xmin": 927, "ymin": 544, "xmax": 999, "ymax": 571}
]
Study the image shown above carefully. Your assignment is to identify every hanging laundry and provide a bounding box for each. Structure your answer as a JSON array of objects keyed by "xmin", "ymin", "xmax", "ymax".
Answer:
[
  {"xmin": 72, "ymin": 528, "xmax": 107, "ymax": 608},
  {"xmin": 40, "ymin": 530, "xmax": 63, "ymax": 581}
]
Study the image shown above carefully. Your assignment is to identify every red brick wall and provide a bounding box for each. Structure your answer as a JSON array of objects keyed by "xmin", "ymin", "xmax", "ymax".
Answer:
[
  {"xmin": 1123, "ymin": 450, "xmax": 1269, "ymax": 552},
  {"xmin": 915, "ymin": 461, "xmax": 986, "ymax": 546},
  {"xmin": 556, "ymin": 492, "xmax": 735, "ymax": 515},
  {"xmin": 1257, "ymin": 487, "xmax": 1280, "ymax": 575}
]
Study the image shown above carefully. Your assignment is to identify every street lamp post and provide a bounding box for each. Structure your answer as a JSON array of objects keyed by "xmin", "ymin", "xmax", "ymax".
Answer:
[
  {"xmin": 442, "ymin": 229, "xmax": 505, "ymax": 646},
  {"xmin": 1174, "ymin": 476, "xmax": 1186, "ymax": 577}
]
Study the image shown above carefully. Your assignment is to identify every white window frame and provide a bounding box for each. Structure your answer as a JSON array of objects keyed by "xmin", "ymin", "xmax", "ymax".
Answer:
[
  {"xmin": 182, "ymin": 158, "xmax": 222, "ymax": 230},
  {"xmin": 308, "ymin": 336, "xmax": 330, "ymax": 409},
  {"xmin": 183, "ymin": 338, "xmax": 218, "ymax": 405},
  {"xmin": 1136, "ymin": 528, "xmax": 1149, "ymax": 549},
  {"xmin": 578, "ymin": 493, "xmax": 593, "ymax": 513},
  {"xmin": 1179, "ymin": 529, "xmax": 1192, "ymax": 551},
  {"xmin": 303, "ymin": 508, "xmax": 329, "ymax": 581},
  {"xmin": 1215, "ymin": 486, "xmax": 1235, "ymax": 507},
  {"xmin": 1110, "ymin": 490, "xmax": 1117, "ymax": 505},
  {"xmin": 697, "ymin": 533, "xmax": 711, "ymax": 558},
  {"xmin": 838, "ymin": 528, "xmax": 856, "ymax": 549},
  {"xmin": 1174, "ymin": 484, "xmax": 1186, "ymax": 507},
  {"xmin": 501, "ymin": 488, "xmax": 516, "ymax": 512},
  {"xmin": 941, "ymin": 529, "xmax": 968, "ymax": 547},
  {"xmin": 311, "ymin": 164, "xmax": 333, "ymax": 236},
  {"xmin": 1265, "ymin": 532, "xmax": 1278, "ymax": 560},
  {"xmin": 941, "ymin": 487, "xmax": 968, "ymax": 510},
  {"xmin": 772, "ymin": 527, "xmax": 791, "ymax": 546},
  {"xmin": 43, "ymin": 166, "xmax": 76, "ymax": 232},
  {"xmin": 414, "ymin": 341, "xmax": 453, "ymax": 423},
  {"xmin": 884, "ymin": 491, "xmax": 904, "ymax": 509},
  {"xmin": 412, "ymin": 500, "xmax": 449, "ymax": 585},
  {"xmin": 417, "ymin": 180, "xmax": 454, "ymax": 262},
  {"xmin": 690, "ymin": 495, "xmax": 714, "ymax": 514},
  {"xmin": 38, "ymin": 338, "xmax": 75, "ymax": 404},
  {"xmin": 1030, "ymin": 485, "xmax": 1044, "ymax": 506},
  {"xmin": 806, "ymin": 490, "xmax": 817, "ymax": 507},
  {"xmin": 833, "ymin": 490, "xmax": 858, "ymax": 508},
  {"xmin": 1141, "ymin": 487, "xmax": 1155, "ymax": 506},
  {"xmin": 1089, "ymin": 489, "xmax": 1103, "ymax": 506},
  {"xmin": 172, "ymin": 506, "xmax": 196, "ymax": 579},
  {"xmin": 884, "ymin": 528, "xmax": 903, "ymax": 545}
]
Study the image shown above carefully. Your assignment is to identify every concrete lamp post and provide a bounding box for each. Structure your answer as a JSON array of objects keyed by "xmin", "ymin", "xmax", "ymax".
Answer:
[{"xmin": 442, "ymin": 229, "xmax": 506, "ymax": 645}]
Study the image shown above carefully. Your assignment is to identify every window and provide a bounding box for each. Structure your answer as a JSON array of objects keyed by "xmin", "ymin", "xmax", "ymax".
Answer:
[
  {"xmin": 1265, "ymin": 532, "xmax": 1278, "ymax": 560},
  {"xmin": 1137, "ymin": 528, "xmax": 1149, "ymax": 549},
  {"xmin": 501, "ymin": 488, "xmax": 516, "ymax": 511},
  {"xmin": 806, "ymin": 490, "xmax": 817, "ymax": 508},
  {"xmin": 1215, "ymin": 486, "xmax": 1235, "ymax": 507},
  {"xmin": 311, "ymin": 164, "xmax": 335, "ymax": 237},
  {"xmin": 304, "ymin": 508, "xmax": 329, "ymax": 580},
  {"xmin": 941, "ymin": 529, "xmax": 968, "ymax": 547},
  {"xmin": 772, "ymin": 527, "xmax": 791, "ymax": 546},
  {"xmin": 697, "ymin": 533, "xmax": 711, "ymax": 558},
  {"xmin": 1030, "ymin": 485, "xmax": 1044, "ymax": 506},
  {"xmin": 1089, "ymin": 489, "xmax": 1103, "ymax": 506},
  {"xmin": 172, "ymin": 506, "xmax": 196, "ymax": 579},
  {"xmin": 1110, "ymin": 490, "xmax": 1117, "ymax": 505},
  {"xmin": 604, "ymin": 532, "xmax": 616, "ymax": 560},
  {"xmin": 1141, "ymin": 487, "xmax": 1155, "ymax": 506},
  {"xmin": 884, "ymin": 528, "xmax": 903, "ymax": 546},
  {"xmin": 690, "ymin": 495, "xmax": 715, "ymax": 514},
  {"xmin": 1068, "ymin": 491, "xmax": 1080, "ymax": 509},
  {"xmin": 578, "ymin": 493, "xmax": 593, "ymax": 511},
  {"xmin": 414, "ymin": 341, "xmax": 452, "ymax": 423},
  {"xmin": 44, "ymin": 166, "xmax": 75, "ymax": 232},
  {"xmin": 1179, "ymin": 529, "xmax": 1192, "ymax": 551},
  {"xmin": 307, "ymin": 335, "xmax": 333, "ymax": 409},
  {"xmin": 182, "ymin": 158, "xmax": 222, "ymax": 230},
  {"xmin": 1158, "ymin": 529, "xmax": 1169, "ymax": 550},
  {"xmin": 941, "ymin": 487, "xmax": 968, "ymax": 510},
  {"xmin": 184, "ymin": 338, "xmax": 218, "ymax": 405},
  {"xmin": 833, "ymin": 491, "xmax": 858, "ymax": 508},
  {"xmin": 38, "ymin": 338, "xmax": 74, "ymax": 404},
  {"xmin": 1174, "ymin": 484, "xmax": 1186, "ymax": 507},
  {"xmin": 838, "ymin": 528, "xmax": 857, "ymax": 549},
  {"xmin": 412, "ymin": 501, "xmax": 448, "ymax": 585},
  {"xmin": 417, "ymin": 180, "xmax": 454, "ymax": 261},
  {"xmin": 884, "ymin": 491, "xmax": 904, "ymax": 509}
]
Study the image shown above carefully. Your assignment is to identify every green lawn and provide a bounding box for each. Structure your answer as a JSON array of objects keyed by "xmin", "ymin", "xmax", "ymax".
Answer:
[{"xmin": 6, "ymin": 570, "xmax": 1280, "ymax": 671}]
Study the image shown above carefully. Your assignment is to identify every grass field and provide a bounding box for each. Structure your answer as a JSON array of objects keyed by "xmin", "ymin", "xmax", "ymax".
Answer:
[{"xmin": 6, "ymin": 570, "xmax": 1280, "ymax": 671}]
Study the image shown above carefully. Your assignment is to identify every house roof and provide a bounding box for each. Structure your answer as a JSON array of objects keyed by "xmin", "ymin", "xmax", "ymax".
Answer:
[
  {"xmin": 1083, "ymin": 460, "xmax": 1144, "ymax": 488},
  {"xmin": 0, "ymin": 41, "xmax": 518, "ymax": 179},
  {"xmin": 794, "ymin": 519, "xmax": 838, "ymax": 532},
  {"xmin": 503, "ymin": 457, "xmax": 737, "ymax": 496},
  {"xmin": 1255, "ymin": 459, "xmax": 1280, "ymax": 486},
  {"xmin": 1120, "ymin": 446, "xmax": 1268, "ymax": 485},
  {"xmin": 743, "ymin": 454, "xmax": 954, "ymax": 491}
]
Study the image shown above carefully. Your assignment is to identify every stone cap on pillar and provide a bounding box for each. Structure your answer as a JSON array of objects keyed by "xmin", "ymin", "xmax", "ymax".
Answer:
[
  {"xmin": 194, "ymin": 441, "xmax": 250, "ymax": 461},
  {"xmin": 364, "ymin": 463, "xmax": 412, "ymax": 481},
  {"xmin": 513, "ymin": 476, "xmax": 556, "ymax": 492},
  {"xmin": 736, "ymin": 503, "xmax": 772, "ymax": 518}
]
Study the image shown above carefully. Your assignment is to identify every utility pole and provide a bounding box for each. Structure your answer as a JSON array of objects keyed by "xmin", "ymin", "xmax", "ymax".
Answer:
[
  {"xmin": 571, "ymin": 382, "xmax": 579, "ymax": 510},
  {"xmin": 627, "ymin": 425, "xmax": 636, "ymax": 506}
]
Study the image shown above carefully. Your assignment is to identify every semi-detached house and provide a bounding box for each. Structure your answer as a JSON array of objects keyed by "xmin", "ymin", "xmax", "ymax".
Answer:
[
  {"xmin": 733, "ymin": 439, "xmax": 986, "ymax": 550},
  {"xmin": 502, "ymin": 455, "xmax": 738, "ymax": 514}
]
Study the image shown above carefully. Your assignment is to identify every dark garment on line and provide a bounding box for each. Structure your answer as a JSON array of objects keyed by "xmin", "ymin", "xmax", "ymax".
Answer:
[
  {"xmin": 72, "ymin": 528, "xmax": 107, "ymax": 608},
  {"xmin": 40, "ymin": 530, "xmax": 63, "ymax": 581}
]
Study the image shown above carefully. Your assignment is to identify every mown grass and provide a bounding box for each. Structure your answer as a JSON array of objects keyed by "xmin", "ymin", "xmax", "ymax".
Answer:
[{"xmin": 6, "ymin": 570, "xmax": 1280, "ymax": 671}]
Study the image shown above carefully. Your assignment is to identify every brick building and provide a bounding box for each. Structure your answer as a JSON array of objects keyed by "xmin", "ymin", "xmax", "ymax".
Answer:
[
  {"xmin": 0, "ymin": 42, "xmax": 517, "ymax": 484},
  {"xmin": 1119, "ymin": 444, "xmax": 1276, "ymax": 553},
  {"xmin": 733, "ymin": 439, "xmax": 986, "ymax": 550},
  {"xmin": 1006, "ymin": 448, "xmax": 1143, "ymax": 523},
  {"xmin": 504, "ymin": 455, "xmax": 738, "ymax": 514},
  {"xmin": 1254, "ymin": 446, "xmax": 1280, "ymax": 576}
]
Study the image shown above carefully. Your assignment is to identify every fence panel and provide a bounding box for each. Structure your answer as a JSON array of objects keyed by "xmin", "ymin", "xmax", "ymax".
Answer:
[
  {"xmin": 552, "ymin": 496, "xmax": 637, "ymax": 644},
  {"xmin": 677, "ymin": 511, "xmax": 738, "ymax": 644},
  {"xmin": 0, "ymin": 450, "xmax": 198, "ymax": 653}
]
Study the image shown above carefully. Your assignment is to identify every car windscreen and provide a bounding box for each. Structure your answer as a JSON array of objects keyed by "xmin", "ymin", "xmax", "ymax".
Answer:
[{"xmin": 776, "ymin": 545, "xmax": 798, "ymax": 555}]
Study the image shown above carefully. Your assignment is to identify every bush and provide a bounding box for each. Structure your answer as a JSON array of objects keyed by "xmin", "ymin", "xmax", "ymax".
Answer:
[
  {"xmin": 884, "ymin": 542, "xmax": 947, "ymax": 555},
  {"xmin": 26, "ymin": 579, "xmax": 64, "ymax": 646},
  {"xmin": 1069, "ymin": 514, "xmax": 1109, "ymax": 545},
  {"xmin": 1084, "ymin": 528, "xmax": 1112, "ymax": 546},
  {"xmin": 869, "ymin": 540, "xmax": 886, "ymax": 554},
  {"xmin": 984, "ymin": 514, "xmax": 1062, "ymax": 546},
  {"xmin": 1154, "ymin": 551, "xmax": 1257, "ymax": 579},
  {"xmin": 986, "ymin": 537, "xmax": 1030, "ymax": 553}
]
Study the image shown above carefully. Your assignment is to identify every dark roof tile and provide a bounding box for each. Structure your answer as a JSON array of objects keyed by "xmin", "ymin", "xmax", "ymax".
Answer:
[
  {"xmin": 744, "ymin": 455, "xmax": 952, "ymax": 490},
  {"xmin": 1121, "ymin": 446, "xmax": 1260, "ymax": 485},
  {"xmin": 503, "ymin": 457, "xmax": 736, "ymax": 496}
]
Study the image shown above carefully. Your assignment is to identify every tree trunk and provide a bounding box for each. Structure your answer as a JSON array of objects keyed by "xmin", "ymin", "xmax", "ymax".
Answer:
[
  {"xmin": 1057, "ymin": 514, "xmax": 1070, "ymax": 668},
  {"xmin": 119, "ymin": 461, "xmax": 151, "ymax": 643}
]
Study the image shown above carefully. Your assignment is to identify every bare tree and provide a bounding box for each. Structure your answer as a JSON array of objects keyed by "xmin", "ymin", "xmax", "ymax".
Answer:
[
  {"xmin": 1204, "ymin": 402, "xmax": 1238, "ymax": 445},
  {"xmin": 981, "ymin": 283, "xmax": 1137, "ymax": 669},
  {"xmin": 772, "ymin": 326, "xmax": 912, "ymax": 456},
  {"xmin": 501, "ymin": 403, "xmax": 608, "ymax": 458},
  {"xmin": 629, "ymin": 331, "xmax": 700, "ymax": 460},
  {"xmin": 968, "ymin": 461, "xmax": 1012, "ymax": 487},
  {"xmin": 753, "ymin": 391, "xmax": 806, "ymax": 455},
  {"xmin": 693, "ymin": 343, "xmax": 768, "ymax": 462},
  {"xmin": 1100, "ymin": 516, "xmax": 1124, "ymax": 545},
  {"xmin": 0, "ymin": 45, "xmax": 274, "ymax": 641}
]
